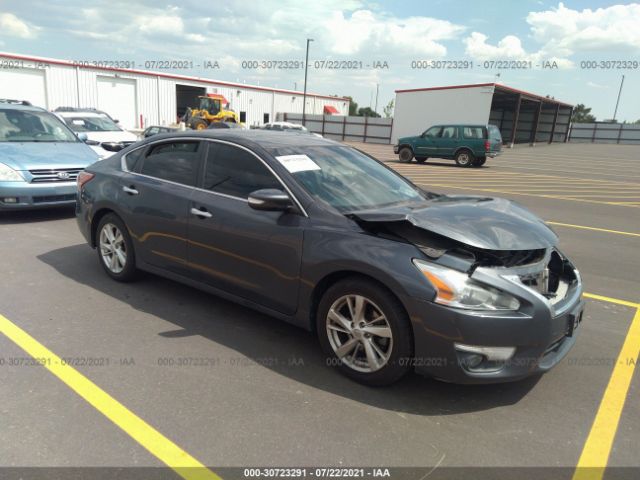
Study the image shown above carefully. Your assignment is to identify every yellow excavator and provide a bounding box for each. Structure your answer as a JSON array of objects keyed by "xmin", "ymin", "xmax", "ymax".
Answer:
[{"xmin": 183, "ymin": 93, "xmax": 239, "ymax": 130}]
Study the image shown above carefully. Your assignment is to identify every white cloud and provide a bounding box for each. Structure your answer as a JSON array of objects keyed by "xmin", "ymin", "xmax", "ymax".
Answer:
[
  {"xmin": 324, "ymin": 10, "xmax": 464, "ymax": 56},
  {"xmin": 0, "ymin": 12, "xmax": 37, "ymax": 38},
  {"xmin": 527, "ymin": 2, "xmax": 640, "ymax": 55}
]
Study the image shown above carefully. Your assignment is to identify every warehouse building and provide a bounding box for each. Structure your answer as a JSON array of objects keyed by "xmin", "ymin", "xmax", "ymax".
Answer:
[
  {"xmin": 0, "ymin": 52, "xmax": 349, "ymax": 129},
  {"xmin": 392, "ymin": 83, "xmax": 573, "ymax": 146}
]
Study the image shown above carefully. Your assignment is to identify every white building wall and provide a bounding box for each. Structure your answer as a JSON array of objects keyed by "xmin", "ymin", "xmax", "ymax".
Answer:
[
  {"xmin": 391, "ymin": 85, "xmax": 494, "ymax": 143},
  {"xmin": 0, "ymin": 53, "xmax": 349, "ymax": 129}
]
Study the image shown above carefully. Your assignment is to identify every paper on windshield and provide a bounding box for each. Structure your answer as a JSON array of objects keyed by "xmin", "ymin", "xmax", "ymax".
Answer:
[{"xmin": 275, "ymin": 154, "xmax": 321, "ymax": 173}]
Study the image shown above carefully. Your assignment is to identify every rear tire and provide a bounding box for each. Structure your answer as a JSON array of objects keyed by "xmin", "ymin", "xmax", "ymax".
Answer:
[
  {"xmin": 416, "ymin": 157, "xmax": 428, "ymax": 164},
  {"xmin": 455, "ymin": 150, "xmax": 474, "ymax": 167},
  {"xmin": 96, "ymin": 214, "xmax": 138, "ymax": 282},
  {"xmin": 398, "ymin": 147, "xmax": 414, "ymax": 163},
  {"xmin": 317, "ymin": 277, "xmax": 413, "ymax": 386}
]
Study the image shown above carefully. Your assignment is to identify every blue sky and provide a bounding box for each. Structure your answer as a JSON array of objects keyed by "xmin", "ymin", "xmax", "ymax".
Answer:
[{"xmin": 1, "ymin": 0, "xmax": 639, "ymax": 120}]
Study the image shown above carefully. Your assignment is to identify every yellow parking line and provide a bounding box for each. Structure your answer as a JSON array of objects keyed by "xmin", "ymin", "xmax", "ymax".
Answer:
[
  {"xmin": 583, "ymin": 293, "xmax": 640, "ymax": 309},
  {"xmin": 573, "ymin": 306, "xmax": 640, "ymax": 480},
  {"xmin": 0, "ymin": 314, "xmax": 221, "ymax": 480},
  {"xmin": 548, "ymin": 222, "xmax": 640, "ymax": 238}
]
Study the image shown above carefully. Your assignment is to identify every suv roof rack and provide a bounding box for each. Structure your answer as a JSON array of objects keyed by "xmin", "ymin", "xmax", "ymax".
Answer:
[{"xmin": 0, "ymin": 99, "xmax": 33, "ymax": 106}]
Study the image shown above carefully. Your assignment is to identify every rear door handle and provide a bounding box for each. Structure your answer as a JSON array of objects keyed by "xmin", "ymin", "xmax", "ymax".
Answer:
[
  {"xmin": 191, "ymin": 207, "xmax": 212, "ymax": 219},
  {"xmin": 123, "ymin": 186, "xmax": 139, "ymax": 195}
]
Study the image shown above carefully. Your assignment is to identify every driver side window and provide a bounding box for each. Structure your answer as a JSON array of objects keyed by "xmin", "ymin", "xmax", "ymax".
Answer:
[{"xmin": 424, "ymin": 126, "xmax": 442, "ymax": 138}]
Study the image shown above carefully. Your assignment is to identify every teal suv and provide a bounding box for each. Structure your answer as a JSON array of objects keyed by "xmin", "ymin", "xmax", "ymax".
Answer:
[{"xmin": 394, "ymin": 124, "xmax": 502, "ymax": 167}]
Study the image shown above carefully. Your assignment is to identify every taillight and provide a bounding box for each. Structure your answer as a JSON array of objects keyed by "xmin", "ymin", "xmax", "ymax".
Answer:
[
  {"xmin": 484, "ymin": 140, "xmax": 490, "ymax": 151},
  {"xmin": 77, "ymin": 171, "xmax": 95, "ymax": 191}
]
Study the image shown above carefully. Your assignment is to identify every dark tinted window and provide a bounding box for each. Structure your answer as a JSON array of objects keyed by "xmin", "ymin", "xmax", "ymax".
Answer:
[
  {"xmin": 204, "ymin": 143, "xmax": 281, "ymax": 198},
  {"xmin": 140, "ymin": 141, "xmax": 200, "ymax": 186},
  {"xmin": 125, "ymin": 148, "xmax": 144, "ymax": 170}
]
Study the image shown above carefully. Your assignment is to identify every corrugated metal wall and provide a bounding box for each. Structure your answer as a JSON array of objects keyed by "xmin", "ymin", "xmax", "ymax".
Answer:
[{"xmin": 0, "ymin": 53, "xmax": 348, "ymax": 129}]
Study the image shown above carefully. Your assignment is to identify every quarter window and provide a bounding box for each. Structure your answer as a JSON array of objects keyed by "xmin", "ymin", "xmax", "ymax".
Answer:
[
  {"xmin": 204, "ymin": 143, "xmax": 281, "ymax": 198},
  {"xmin": 139, "ymin": 141, "xmax": 200, "ymax": 186},
  {"xmin": 463, "ymin": 127, "xmax": 485, "ymax": 139}
]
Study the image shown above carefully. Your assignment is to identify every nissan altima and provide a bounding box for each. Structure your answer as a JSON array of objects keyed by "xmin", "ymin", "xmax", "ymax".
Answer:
[{"xmin": 76, "ymin": 130, "xmax": 584, "ymax": 386}]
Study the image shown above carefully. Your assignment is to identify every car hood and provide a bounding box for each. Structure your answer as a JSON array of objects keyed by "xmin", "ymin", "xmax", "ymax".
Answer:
[
  {"xmin": 0, "ymin": 142, "xmax": 99, "ymax": 171},
  {"xmin": 84, "ymin": 131, "xmax": 138, "ymax": 143},
  {"xmin": 349, "ymin": 195, "xmax": 558, "ymax": 251}
]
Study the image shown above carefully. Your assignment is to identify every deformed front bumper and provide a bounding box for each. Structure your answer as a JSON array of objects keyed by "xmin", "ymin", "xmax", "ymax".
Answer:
[{"xmin": 403, "ymin": 256, "xmax": 584, "ymax": 383}]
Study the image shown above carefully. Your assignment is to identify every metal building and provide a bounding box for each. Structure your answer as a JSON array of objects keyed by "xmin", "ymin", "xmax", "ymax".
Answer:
[
  {"xmin": 0, "ymin": 52, "xmax": 349, "ymax": 130},
  {"xmin": 392, "ymin": 83, "xmax": 573, "ymax": 146}
]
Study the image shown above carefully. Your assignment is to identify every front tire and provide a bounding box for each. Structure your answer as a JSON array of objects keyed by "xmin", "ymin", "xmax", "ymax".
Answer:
[
  {"xmin": 317, "ymin": 277, "xmax": 413, "ymax": 386},
  {"xmin": 455, "ymin": 150, "xmax": 474, "ymax": 167},
  {"xmin": 96, "ymin": 214, "xmax": 137, "ymax": 282},
  {"xmin": 398, "ymin": 147, "xmax": 414, "ymax": 163}
]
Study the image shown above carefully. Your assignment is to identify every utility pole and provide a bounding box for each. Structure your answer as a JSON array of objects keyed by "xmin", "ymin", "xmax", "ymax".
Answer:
[
  {"xmin": 302, "ymin": 38, "xmax": 313, "ymax": 126},
  {"xmin": 613, "ymin": 75, "xmax": 624, "ymax": 121},
  {"xmin": 374, "ymin": 83, "xmax": 379, "ymax": 114}
]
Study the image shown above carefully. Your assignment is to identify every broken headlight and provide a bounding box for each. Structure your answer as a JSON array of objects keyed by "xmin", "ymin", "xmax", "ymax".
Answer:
[{"xmin": 413, "ymin": 259, "xmax": 520, "ymax": 311}]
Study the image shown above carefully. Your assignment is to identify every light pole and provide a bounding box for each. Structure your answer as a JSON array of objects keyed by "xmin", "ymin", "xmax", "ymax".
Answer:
[
  {"xmin": 613, "ymin": 75, "xmax": 625, "ymax": 121},
  {"xmin": 374, "ymin": 83, "xmax": 379, "ymax": 115},
  {"xmin": 302, "ymin": 38, "xmax": 313, "ymax": 126}
]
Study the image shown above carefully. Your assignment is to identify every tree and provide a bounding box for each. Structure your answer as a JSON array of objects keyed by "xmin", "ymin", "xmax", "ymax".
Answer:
[
  {"xmin": 571, "ymin": 104, "xmax": 596, "ymax": 123},
  {"xmin": 357, "ymin": 107, "xmax": 381, "ymax": 118},
  {"xmin": 345, "ymin": 96, "xmax": 359, "ymax": 116},
  {"xmin": 383, "ymin": 99, "xmax": 394, "ymax": 118}
]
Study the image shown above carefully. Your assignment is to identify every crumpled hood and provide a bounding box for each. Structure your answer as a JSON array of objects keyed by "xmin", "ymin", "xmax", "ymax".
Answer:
[
  {"xmin": 350, "ymin": 195, "xmax": 558, "ymax": 250},
  {"xmin": 0, "ymin": 142, "xmax": 98, "ymax": 171}
]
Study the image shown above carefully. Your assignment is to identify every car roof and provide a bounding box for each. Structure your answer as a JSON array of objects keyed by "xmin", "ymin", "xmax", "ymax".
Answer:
[
  {"xmin": 0, "ymin": 102, "xmax": 46, "ymax": 113},
  {"xmin": 138, "ymin": 129, "xmax": 338, "ymax": 150},
  {"xmin": 56, "ymin": 111, "xmax": 106, "ymax": 118}
]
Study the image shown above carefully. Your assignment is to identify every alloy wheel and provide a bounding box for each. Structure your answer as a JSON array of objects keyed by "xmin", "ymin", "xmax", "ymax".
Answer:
[
  {"xmin": 99, "ymin": 223, "xmax": 127, "ymax": 274},
  {"xmin": 326, "ymin": 294, "xmax": 393, "ymax": 373}
]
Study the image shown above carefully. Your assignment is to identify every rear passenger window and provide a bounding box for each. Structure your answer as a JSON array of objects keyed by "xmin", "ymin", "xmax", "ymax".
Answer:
[
  {"xmin": 204, "ymin": 143, "xmax": 281, "ymax": 198},
  {"xmin": 140, "ymin": 141, "xmax": 200, "ymax": 186},
  {"xmin": 441, "ymin": 127, "xmax": 457, "ymax": 138},
  {"xmin": 463, "ymin": 127, "xmax": 485, "ymax": 139}
]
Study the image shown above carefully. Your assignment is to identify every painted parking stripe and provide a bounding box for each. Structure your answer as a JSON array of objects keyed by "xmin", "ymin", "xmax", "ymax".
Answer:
[
  {"xmin": 573, "ymin": 305, "xmax": 640, "ymax": 480},
  {"xmin": 0, "ymin": 313, "xmax": 221, "ymax": 480},
  {"xmin": 548, "ymin": 223, "xmax": 640, "ymax": 238}
]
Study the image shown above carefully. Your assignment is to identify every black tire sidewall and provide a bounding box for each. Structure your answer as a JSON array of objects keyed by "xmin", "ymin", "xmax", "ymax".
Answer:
[
  {"xmin": 455, "ymin": 150, "xmax": 475, "ymax": 167},
  {"xmin": 398, "ymin": 147, "xmax": 413, "ymax": 163},
  {"xmin": 316, "ymin": 277, "xmax": 413, "ymax": 386},
  {"xmin": 96, "ymin": 213, "xmax": 137, "ymax": 282}
]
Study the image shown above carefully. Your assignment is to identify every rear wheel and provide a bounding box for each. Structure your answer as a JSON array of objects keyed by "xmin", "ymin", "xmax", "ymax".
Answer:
[
  {"xmin": 416, "ymin": 157, "xmax": 428, "ymax": 164},
  {"xmin": 97, "ymin": 214, "xmax": 137, "ymax": 282},
  {"xmin": 455, "ymin": 150, "xmax": 474, "ymax": 167},
  {"xmin": 398, "ymin": 147, "xmax": 414, "ymax": 163},
  {"xmin": 317, "ymin": 277, "xmax": 413, "ymax": 386}
]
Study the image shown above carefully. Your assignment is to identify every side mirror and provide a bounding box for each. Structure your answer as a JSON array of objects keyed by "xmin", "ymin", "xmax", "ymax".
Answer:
[
  {"xmin": 101, "ymin": 142, "xmax": 125, "ymax": 152},
  {"xmin": 248, "ymin": 189, "xmax": 293, "ymax": 212},
  {"xmin": 77, "ymin": 132, "xmax": 88, "ymax": 142}
]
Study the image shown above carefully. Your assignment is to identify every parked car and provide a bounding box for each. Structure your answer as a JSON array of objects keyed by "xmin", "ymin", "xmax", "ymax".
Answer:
[
  {"xmin": 54, "ymin": 108, "xmax": 138, "ymax": 159},
  {"xmin": 0, "ymin": 99, "xmax": 99, "ymax": 210},
  {"xmin": 395, "ymin": 124, "xmax": 502, "ymax": 167},
  {"xmin": 263, "ymin": 122, "xmax": 322, "ymax": 137},
  {"xmin": 140, "ymin": 125, "xmax": 180, "ymax": 139},
  {"xmin": 76, "ymin": 130, "xmax": 583, "ymax": 386}
]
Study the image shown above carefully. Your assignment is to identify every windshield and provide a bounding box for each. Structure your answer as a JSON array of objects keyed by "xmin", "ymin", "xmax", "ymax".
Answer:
[
  {"xmin": 269, "ymin": 145, "xmax": 426, "ymax": 212},
  {"xmin": 64, "ymin": 115, "xmax": 121, "ymax": 132},
  {"xmin": 0, "ymin": 110, "xmax": 79, "ymax": 143}
]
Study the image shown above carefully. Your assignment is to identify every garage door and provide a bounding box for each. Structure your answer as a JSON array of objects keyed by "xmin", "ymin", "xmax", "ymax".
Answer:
[
  {"xmin": 1, "ymin": 68, "xmax": 47, "ymax": 108},
  {"xmin": 97, "ymin": 76, "xmax": 137, "ymax": 129}
]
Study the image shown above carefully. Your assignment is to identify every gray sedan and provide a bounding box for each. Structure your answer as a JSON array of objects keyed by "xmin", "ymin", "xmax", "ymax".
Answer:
[{"xmin": 76, "ymin": 130, "xmax": 584, "ymax": 386}]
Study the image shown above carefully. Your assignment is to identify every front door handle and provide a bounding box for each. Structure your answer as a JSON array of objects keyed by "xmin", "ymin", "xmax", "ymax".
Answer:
[
  {"xmin": 123, "ymin": 186, "xmax": 139, "ymax": 195},
  {"xmin": 191, "ymin": 207, "xmax": 212, "ymax": 219}
]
